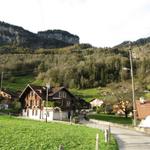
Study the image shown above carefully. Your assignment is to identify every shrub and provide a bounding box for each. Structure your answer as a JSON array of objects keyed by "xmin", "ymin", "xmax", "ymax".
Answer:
[
  {"xmin": 11, "ymin": 100, "xmax": 21, "ymax": 113},
  {"xmin": 96, "ymin": 105, "xmax": 105, "ymax": 114},
  {"xmin": 105, "ymin": 104, "xmax": 113, "ymax": 114},
  {"xmin": 72, "ymin": 116, "xmax": 80, "ymax": 123}
]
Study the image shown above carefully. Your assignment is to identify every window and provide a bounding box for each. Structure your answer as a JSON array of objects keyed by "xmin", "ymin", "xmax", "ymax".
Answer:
[
  {"xmin": 27, "ymin": 110, "xmax": 29, "ymax": 116},
  {"xmin": 59, "ymin": 91, "xmax": 66, "ymax": 98},
  {"xmin": 35, "ymin": 99, "xmax": 37, "ymax": 106},
  {"xmin": 37, "ymin": 100, "xmax": 39, "ymax": 106},
  {"xmin": 63, "ymin": 92, "xmax": 66, "ymax": 98},
  {"xmin": 32, "ymin": 109, "xmax": 34, "ymax": 116},
  {"xmin": 35, "ymin": 109, "xmax": 38, "ymax": 116},
  {"xmin": 59, "ymin": 92, "xmax": 63, "ymax": 98},
  {"xmin": 47, "ymin": 112, "xmax": 49, "ymax": 117},
  {"xmin": 30, "ymin": 91, "xmax": 34, "ymax": 97},
  {"xmin": 30, "ymin": 100, "xmax": 32, "ymax": 107},
  {"xmin": 66, "ymin": 101, "xmax": 70, "ymax": 107}
]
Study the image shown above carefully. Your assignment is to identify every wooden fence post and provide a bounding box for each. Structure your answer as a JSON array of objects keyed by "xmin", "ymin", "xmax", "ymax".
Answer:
[
  {"xmin": 104, "ymin": 129, "xmax": 108, "ymax": 143},
  {"xmin": 59, "ymin": 144, "xmax": 64, "ymax": 150},
  {"xmin": 70, "ymin": 116, "xmax": 72, "ymax": 125},
  {"xmin": 96, "ymin": 133, "xmax": 99, "ymax": 150},
  {"xmin": 108, "ymin": 125, "xmax": 111, "ymax": 143}
]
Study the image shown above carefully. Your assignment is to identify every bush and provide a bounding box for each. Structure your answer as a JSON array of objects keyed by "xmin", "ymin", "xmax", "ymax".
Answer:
[
  {"xmin": 11, "ymin": 100, "xmax": 21, "ymax": 113},
  {"xmin": 105, "ymin": 104, "xmax": 113, "ymax": 114},
  {"xmin": 96, "ymin": 105, "xmax": 105, "ymax": 114},
  {"xmin": 72, "ymin": 116, "xmax": 80, "ymax": 123}
]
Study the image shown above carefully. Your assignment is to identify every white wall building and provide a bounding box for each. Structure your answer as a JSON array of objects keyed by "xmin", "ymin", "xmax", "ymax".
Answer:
[{"xmin": 90, "ymin": 99, "xmax": 104, "ymax": 108}]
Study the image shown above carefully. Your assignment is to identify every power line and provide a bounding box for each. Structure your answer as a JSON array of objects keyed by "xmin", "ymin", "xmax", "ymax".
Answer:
[{"xmin": 0, "ymin": 72, "xmax": 3, "ymax": 89}]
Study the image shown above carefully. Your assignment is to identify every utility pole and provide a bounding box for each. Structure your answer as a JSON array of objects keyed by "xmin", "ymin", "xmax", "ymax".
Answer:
[
  {"xmin": 46, "ymin": 83, "xmax": 50, "ymax": 123},
  {"xmin": 0, "ymin": 72, "xmax": 3, "ymax": 90},
  {"xmin": 129, "ymin": 49, "xmax": 136, "ymax": 126}
]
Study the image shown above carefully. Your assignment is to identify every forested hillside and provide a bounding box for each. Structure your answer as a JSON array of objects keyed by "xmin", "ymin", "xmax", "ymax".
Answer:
[{"xmin": 0, "ymin": 43, "xmax": 150, "ymax": 93}]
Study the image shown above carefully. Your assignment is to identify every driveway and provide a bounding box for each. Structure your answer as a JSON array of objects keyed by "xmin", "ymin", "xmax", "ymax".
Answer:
[{"xmin": 81, "ymin": 120, "xmax": 150, "ymax": 150}]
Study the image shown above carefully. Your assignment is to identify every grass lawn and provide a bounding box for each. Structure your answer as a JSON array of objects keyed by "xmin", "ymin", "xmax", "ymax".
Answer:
[
  {"xmin": 88, "ymin": 113, "xmax": 132, "ymax": 125},
  {"xmin": 3, "ymin": 75, "xmax": 35, "ymax": 91},
  {"xmin": 0, "ymin": 115, "xmax": 118, "ymax": 150},
  {"xmin": 3, "ymin": 75, "xmax": 44, "ymax": 92},
  {"xmin": 70, "ymin": 88, "xmax": 100, "ymax": 102}
]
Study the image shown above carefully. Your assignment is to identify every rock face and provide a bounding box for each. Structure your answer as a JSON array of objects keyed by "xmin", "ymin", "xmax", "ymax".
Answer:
[
  {"xmin": 0, "ymin": 21, "xmax": 38, "ymax": 47},
  {"xmin": 0, "ymin": 21, "xmax": 79, "ymax": 49},
  {"xmin": 38, "ymin": 30, "xmax": 79, "ymax": 45}
]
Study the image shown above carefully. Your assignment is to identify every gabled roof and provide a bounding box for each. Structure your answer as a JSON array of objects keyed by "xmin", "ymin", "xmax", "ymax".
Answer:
[
  {"xmin": 90, "ymin": 98, "xmax": 103, "ymax": 102},
  {"xmin": 90, "ymin": 99, "xmax": 104, "ymax": 107},
  {"xmin": 0, "ymin": 89, "xmax": 20, "ymax": 98},
  {"xmin": 19, "ymin": 84, "xmax": 46, "ymax": 99},
  {"xmin": 49, "ymin": 86, "xmax": 69, "ymax": 96},
  {"xmin": 29, "ymin": 84, "xmax": 46, "ymax": 99},
  {"xmin": 19, "ymin": 84, "xmax": 75, "ymax": 100},
  {"xmin": 136, "ymin": 100, "xmax": 150, "ymax": 119}
]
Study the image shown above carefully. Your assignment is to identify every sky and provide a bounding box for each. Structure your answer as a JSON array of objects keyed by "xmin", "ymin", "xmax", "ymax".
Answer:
[{"xmin": 0, "ymin": 0, "xmax": 150, "ymax": 47}]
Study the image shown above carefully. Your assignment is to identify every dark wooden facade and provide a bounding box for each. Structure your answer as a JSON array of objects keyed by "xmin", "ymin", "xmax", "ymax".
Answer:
[{"xmin": 19, "ymin": 84, "xmax": 77, "ymax": 112}]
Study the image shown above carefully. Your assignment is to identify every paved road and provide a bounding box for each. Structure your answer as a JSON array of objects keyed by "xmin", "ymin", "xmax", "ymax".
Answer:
[{"xmin": 81, "ymin": 120, "xmax": 150, "ymax": 150}]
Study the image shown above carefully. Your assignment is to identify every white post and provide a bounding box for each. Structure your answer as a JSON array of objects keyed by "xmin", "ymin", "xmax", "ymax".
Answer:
[
  {"xmin": 46, "ymin": 87, "xmax": 48, "ymax": 123},
  {"xmin": 96, "ymin": 133, "xmax": 99, "ymax": 150},
  {"xmin": 108, "ymin": 125, "xmax": 111, "ymax": 143},
  {"xmin": 60, "ymin": 110, "xmax": 63, "ymax": 121},
  {"xmin": 70, "ymin": 115, "xmax": 72, "ymax": 124},
  {"xmin": 104, "ymin": 129, "xmax": 108, "ymax": 143},
  {"xmin": 59, "ymin": 144, "xmax": 64, "ymax": 150}
]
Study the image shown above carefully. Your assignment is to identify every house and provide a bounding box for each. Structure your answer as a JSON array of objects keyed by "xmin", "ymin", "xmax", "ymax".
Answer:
[
  {"xmin": 90, "ymin": 99, "xmax": 103, "ymax": 108},
  {"xmin": 0, "ymin": 89, "xmax": 20, "ymax": 109},
  {"xmin": 0, "ymin": 89, "xmax": 18, "ymax": 100},
  {"xmin": 136, "ymin": 99, "xmax": 150, "ymax": 120},
  {"xmin": 19, "ymin": 84, "xmax": 80, "ymax": 121},
  {"xmin": 136, "ymin": 99, "xmax": 150, "ymax": 128}
]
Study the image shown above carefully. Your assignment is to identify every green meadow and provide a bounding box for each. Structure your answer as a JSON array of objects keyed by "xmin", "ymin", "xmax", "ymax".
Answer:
[{"xmin": 0, "ymin": 115, "xmax": 118, "ymax": 150}]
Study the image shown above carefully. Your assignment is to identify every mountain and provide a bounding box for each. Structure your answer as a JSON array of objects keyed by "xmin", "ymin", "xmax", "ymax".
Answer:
[
  {"xmin": 38, "ymin": 30, "xmax": 79, "ymax": 45},
  {"xmin": 114, "ymin": 36, "xmax": 150, "ymax": 48},
  {"xmin": 113, "ymin": 36, "xmax": 150, "ymax": 60},
  {"xmin": 0, "ymin": 21, "xmax": 79, "ymax": 49}
]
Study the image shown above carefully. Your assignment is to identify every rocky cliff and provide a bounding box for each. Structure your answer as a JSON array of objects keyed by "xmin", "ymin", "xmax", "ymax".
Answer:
[
  {"xmin": 0, "ymin": 21, "xmax": 79, "ymax": 49},
  {"xmin": 38, "ymin": 30, "xmax": 79, "ymax": 45}
]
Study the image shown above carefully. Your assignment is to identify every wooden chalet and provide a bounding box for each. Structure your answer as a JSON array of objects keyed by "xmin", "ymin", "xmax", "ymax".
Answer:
[
  {"xmin": 0, "ymin": 89, "xmax": 19, "ymax": 100},
  {"xmin": 19, "ymin": 84, "xmax": 82, "ymax": 121},
  {"xmin": 0, "ymin": 89, "xmax": 20, "ymax": 109}
]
